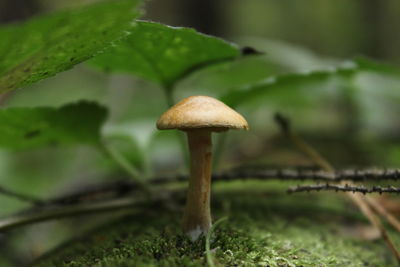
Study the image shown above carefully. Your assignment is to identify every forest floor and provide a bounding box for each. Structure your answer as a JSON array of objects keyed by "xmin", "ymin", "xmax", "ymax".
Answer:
[{"xmin": 35, "ymin": 181, "xmax": 399, "ymax": 266}]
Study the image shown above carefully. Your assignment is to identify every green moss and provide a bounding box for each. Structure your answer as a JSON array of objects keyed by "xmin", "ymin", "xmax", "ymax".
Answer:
[{"xmin": 36, "ymin": 181, "xmax": 399, "ymax": 266}]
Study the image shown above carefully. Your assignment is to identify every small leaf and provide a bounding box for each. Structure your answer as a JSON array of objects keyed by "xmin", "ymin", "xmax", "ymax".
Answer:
[
  {"xmin": 221, "ymin": 65, "xmax": 356, "ymax": 107},
  {"xmin": 355, "ymin": 56, "xmax": 400, "ymax": 76},
  {"xmin": 0, "ymin": 101, "xmax": 107, "ymax": 150},
  {"xmin": 0, "ymin": 0, "xmax": 142, "ymax": 93},
  {"xmin": 221, "ymin": 57, "xmax": 400, "ymax": 108},
  {"xmin": 89, "ymin": 21, "xmax": 240, "ymax": 89},
  {"xmin": 174, "ymin": 55, "xmax": 283, "ymax": 97}
]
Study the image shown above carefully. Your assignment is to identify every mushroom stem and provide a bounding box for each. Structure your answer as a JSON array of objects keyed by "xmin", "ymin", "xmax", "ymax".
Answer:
[{"xmin": 183, "ymin": 129, "xmax": 212, "ymax": 240}]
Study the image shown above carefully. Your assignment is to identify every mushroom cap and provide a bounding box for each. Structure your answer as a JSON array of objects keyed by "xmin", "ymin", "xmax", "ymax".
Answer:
[{"xmin": 156, "ymin": 95, "xmax": 249, "ymax": 131}]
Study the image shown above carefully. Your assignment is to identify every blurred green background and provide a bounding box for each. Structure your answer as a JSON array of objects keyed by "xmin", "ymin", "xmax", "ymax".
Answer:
[{"xmin": 0, "ymin": 0, "xmax": 400, "ymax": 265}]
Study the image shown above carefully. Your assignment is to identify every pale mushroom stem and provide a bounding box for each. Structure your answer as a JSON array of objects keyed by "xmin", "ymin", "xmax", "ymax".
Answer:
[{"xmin": 182, "ymin": 129, "xmax": 212, "ymax": 240}]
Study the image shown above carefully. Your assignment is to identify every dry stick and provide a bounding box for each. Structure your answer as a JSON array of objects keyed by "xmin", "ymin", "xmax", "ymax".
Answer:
[
  {"xmin": 288, "ymin": 184, "xmax": 400, "ymax": 194},
  {"xmin": 365, "ymin": 197, "xmax": 400, "ymax": 233},
  {"xmin": 38, "ymin": 168, "xmax": 400, "ymax": 207},
  {"xmin": 274, "ymin": 113, "xmax": 400, "ymax": 263},
  {"xmin": 275, "ymin": 117, "xmax": 400, "ymax": 230},
  {"xmin": 12, "ymin": 168, "xmax": 400, "ymax": 208},
  {"xmin": 2, "ymin": 167, "xmax": 399, "ymax": 206},
  {"xmin": 288, "ymin": 129, "xmax": 400, "ymax": 232},
  {"xmin": 3, "ymin": 167, "xmax": 400, "ymax": 233},
  {"xmin": 0, "ymin": 186, "xmax": 44, "ymax": 206},
  {"xmin": 142, "ymin": 168, "xmax": 400, "ymax": 185},
  {"xmin": 0, "ymin": 191, "xmax": 177, "ymax": 233},
  {"xmin": 0, "ymin": 197, "xmax": 142, "ymax": 232},
  {"xmin": 347, "ymin": 192, "xmax": 400, "ymax": 262}
]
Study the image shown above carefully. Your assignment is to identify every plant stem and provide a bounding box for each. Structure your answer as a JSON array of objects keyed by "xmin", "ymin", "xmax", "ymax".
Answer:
[
  {"xmin": 213, "ymin": 132, "xmax": 228, "ymax": 170},
  {"xmin": 164, "ymin": 87, "xmax": 190, "ymax": 170},
  {"xmin": 182, "ymin": 130, "xmax": 212, "ymax": 240},
  {"xmin": 164, "ymin": 87, "xmax": 175, "ymax": 108},
  {"xmin": 99, "ymin": 141, "xmax": 149, "ymax": 191}
]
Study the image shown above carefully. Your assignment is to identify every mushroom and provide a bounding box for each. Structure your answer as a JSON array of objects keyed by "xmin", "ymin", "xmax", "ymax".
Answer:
[{"xmin": 156, "ymin": 95, "xmax": 249, "ymax": 240}]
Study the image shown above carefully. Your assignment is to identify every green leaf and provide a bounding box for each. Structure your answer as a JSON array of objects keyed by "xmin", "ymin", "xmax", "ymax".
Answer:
[
  {"xmin": 219, "ymin": 57, "xmax": 400, "ymax": 138},
  {"xmin": 89, "ymin": 21, "xmax": 240, "ymax": 89},
  {"xmin": 221, "ymin": 57, "xmax": 400, "ymax": 108},
  {"xmin": 221, "ymin": 65, "xmax": 356, "ymax": 107},
  {"xmin": 0, "ymin": 101, "xmax": 107, "ymax": 150},
  {"xmin": 175, "ymin": 55, "xmax": 283, "ymax": 97},
  {"xmin": 0, "ymin": 0, "xmax": 142, "ymax": 93},
  {"xmin": 355, "ymin": 56, "xmax": 400, "ymax": 76}
]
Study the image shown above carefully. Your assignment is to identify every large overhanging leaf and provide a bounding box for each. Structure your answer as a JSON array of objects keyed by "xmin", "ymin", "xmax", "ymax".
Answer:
[
  {"xmin": 89, "ymin": 21, "xmax": 240, "ymax": 89},
  {"xmin": 0, "ymin": 0, "xmax": 142, "ymax": 93},
  {"xmin": 0, "ymin": 102, "xmax": 107, "ymax": 150}
]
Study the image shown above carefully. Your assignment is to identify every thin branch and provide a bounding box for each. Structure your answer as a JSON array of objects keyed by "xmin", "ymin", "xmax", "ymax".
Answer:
[
  {"xmin": 2, "ymin": 165, "xmax": 400, "ymax": 233},
  {"xmin": 274, "ymin": 112, "xmax": 400, "ymax": 263},
  {"xmin": 274, "ymin": 113, "xmax": 332, "ymax": 171},
  {"xmin": 0, "ymin": 186, "xmax": 44, "ymax": 206},
  {"xmin": 288, "ymin": 184, "xmax": 400, "ymax": 232},
  {"xmin": 347, "ymin": 192, "xmax": 400, "ymax": 263},
  {"xmin": 22, "ymin": 167, "xmax": 400, "ymax": 208},
  {"xmin": 0, "ymin": 193, "xmax": 171, "ymax": 233},
  {"xmin": 288, "ymin": 184, "xmax": 400, "ymax": 194},
  {"xmin": 364, "ymin": 197, "xmax": 400, "ymax": 233},
  {"xmin": 150, "ymin": 168, "xmax": 400, "ymax": 185},
  {"xmin": 0, "ymin": 198, "xmax": 136, "ymax": 232},
  {"xmin": 213, "ymin": 168, "xmax": 400, "ymax": 182},
  {"xmin": 46, "ymin": 180, "xmax": 137, "ymax": 206}
]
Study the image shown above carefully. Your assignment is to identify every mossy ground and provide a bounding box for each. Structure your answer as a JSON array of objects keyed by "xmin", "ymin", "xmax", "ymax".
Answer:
[{"xmin": 36, "ymin": 181, "xmax": 399, "ymax": 266}]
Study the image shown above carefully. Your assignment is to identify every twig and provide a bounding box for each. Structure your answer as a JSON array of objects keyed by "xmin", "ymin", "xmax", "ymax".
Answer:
[
  {"xmin": 347, "ymin": 192, "xmax": 400, "ymax": 263},
  {"xmin": 0, "ymin": 193, "xmax": 173, "ymax": 233},
  {"xmin": 274, "ymin": 113, "xmax": 332, "ymax": 171},
  {"xmin": 213, "ymin": 168, "xmax": 400, "ymax": 182},
  {"xmin": 3, "ymin": 165, "xmax": 400, "ymax": 233},
  {"xmin": 0, "ymin": 186, "xmax": 44, "ymax": 206},
  {"xmin": 44, "ymin": 180, "xmax": 141, "ymax": 207},
  {"xmin": 288, "ymin": 184, "xmax": 400, "ymax": 194},
  {"xmin": 24, "ymin": 168, "xmax": 400, "ymax": 208},
  {"xmin": 364, "ymin": 197, "xmax": 400, "ymax": 233},
  {"xmin": 274, "ymin": 112, "xmax": 400, "ymax": 263},
  {"xmin": 0, "ymin": 198, "xmax": 137, "ymax": 232}
]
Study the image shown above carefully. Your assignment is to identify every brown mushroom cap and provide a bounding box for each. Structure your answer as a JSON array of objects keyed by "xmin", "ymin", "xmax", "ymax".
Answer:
[{"xmin": 156, "ymin": 95, "xmax": 249, "ymax": 131}]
